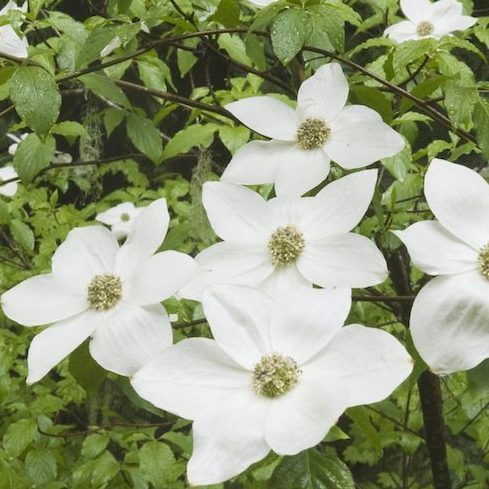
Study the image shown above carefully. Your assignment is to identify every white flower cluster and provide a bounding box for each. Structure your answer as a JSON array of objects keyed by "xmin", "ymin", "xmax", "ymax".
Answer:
[{"xmin": 0, "ymin": 2, "xmax": 482, "ymax": 484}]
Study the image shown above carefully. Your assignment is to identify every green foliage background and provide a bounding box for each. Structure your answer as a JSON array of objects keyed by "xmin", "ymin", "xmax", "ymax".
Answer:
[{"xmin": 0, "ymin": 0, "xmax": 489, "ymax": 487}]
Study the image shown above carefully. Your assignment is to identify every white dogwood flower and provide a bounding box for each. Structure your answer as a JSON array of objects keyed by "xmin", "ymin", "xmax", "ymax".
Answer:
[
  {"xmin": 180, "ymin": 170, "xmax": 388, "ymax": 300},
  {"xmin": 0, "ymin": 1, "xmax": 28, "ymax": 58},
  {"xmin": 132, "ymin": 285, "xmax": 413, "ymax": 485},
  {"xmin": 385, "ymin": 0, "xmax": 476, "ymax": 43},
  {"xmin": 96, "ymin": 202, "xmax": 144, "ymax": 239},
  {"xmin": 1, "ymin": 199, "xmax": 202, "ymax": 384},
  {"xmin": 394, "ymin": 159, "xmax": 489, "ymax": 375},
  {"xmin": 0, "ymin": 166, "xmax": 18, "ymax": 197},
  {"xmin": 222, "ymin": 63, "xmax": 404, "ymax": 197}
]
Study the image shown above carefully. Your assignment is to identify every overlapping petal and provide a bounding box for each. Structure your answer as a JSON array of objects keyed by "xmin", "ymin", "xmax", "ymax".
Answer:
[
  {"xmin": 296, "ymin": 63, "xmax": 349, "ymax": 122},
  {"xmin": 131, "ymin": 338, "xmax": 250, "ymax": 420},
  {"xmin": 394, "ymin": 221, "xmax": 478, "ymax": 275},
  {"xmin": 424, "ymin": 159, "xmax": 489, "ymax": 249},
  {"xmin": 225, "ymin": 96, "xmax": 297, "ymax": 140},
  {"xmin": 400, "ymin": 0, "xmax": 432, "ymax": 22},
  {"xmin": 124, "ymin": 251, "xmax": 202, "ymax": 305},
  {"xmin": 188, "ymin": 390, "xmax": 270, "ymax": 486},
  {"xmin": 202, "ymin": 285, "xmax": 272, "ymax": 369},
  {"xmin": 89, "ymin": 303, "xmax": 172, "ymax": 376},
  {"xmin": 297, "ymin": 233, "xmax": 388, "ymax": 288},
  {"xmin": 269, "ymin": 287, "xmax": 351, "ymax": 364},
  {"xmin": 309, "ymin": 324, "xmax": 413, "ymax": 406},
  {"xmin": 411, "ymin": 273, "xmax": 489, "ymax": 375}
]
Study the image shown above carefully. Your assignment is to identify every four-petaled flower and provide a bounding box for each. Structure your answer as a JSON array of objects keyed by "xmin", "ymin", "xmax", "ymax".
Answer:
[
  {"xmin": 385, "ymin": 0, "xmax": 476, "ymax": 43},
  {"xmin": 222, "ymin": 63, "xmax": 404, "ymax": 197},
  {"xmin": 394, "ymin": 159, "xmax": 489, "ymax": 375},
  {"xmin": 0, "ymin": 1, "xmax": 29, "ymax": 58},
  {"xmin": 1, "ymin": 199, "xmax": 202, "ymax": 383},
  {"xmin": 96, "ymin": 202, "xmax": 144, "ymax": 239},
  {"xmin": 181, "ymin": 170, "xmax": 388, "ymax": 299},
  {"xmin": 132, "ymin": 285, "xmax": 413, "ymax": 485}
]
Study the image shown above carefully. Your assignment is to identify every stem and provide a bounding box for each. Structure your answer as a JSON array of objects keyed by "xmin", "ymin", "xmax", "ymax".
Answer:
[
  {"xmin": 388, "ymin": 249, "xmax": 451, "ymax": 489},
  {"xmin": 418, "ymin": 372, "xmax": 451, "ymax": 489}
]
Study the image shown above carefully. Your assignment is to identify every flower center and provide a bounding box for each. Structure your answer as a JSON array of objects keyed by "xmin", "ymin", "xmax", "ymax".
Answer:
[
  {"xmin": 252, "ymin": 353, "xmax": 301, "ymax": 398},
  {"xmin": 120, "ymin": 212, "xmax": 131, "ymax": 222},
  {"xmin": 416, "ymin": 21, "xmax": 434, "ymax": 37},
  {"xmin": 268, "ymin": 225, "xmax": 305, "ymax": 266},
  {"xmin": 296, "ymin": 118, "xmax": 330, "ymax": 150},
  {"xmin": 87, "ymin": 274, "xmax": 122, "ymax": 311},
  {"xmin": 479, "ymin": 244, "xmax": 489, "ymax": 280}
]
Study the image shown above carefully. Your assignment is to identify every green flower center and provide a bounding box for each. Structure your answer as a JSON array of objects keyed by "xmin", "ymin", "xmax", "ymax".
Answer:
[
  {"xmin": 296, "ymin": 118, "xmax": 330, "ymax": 150},
  {"xmin": 252, "ymin": 353, "xmax": 301, "ymax": 398},
  {"xmin": 120, "ymin": 212, "xmax": 131, "ymax": 222},
  {"xmin": 416, "ymin": 21, "xmax": 434, "ymax": 37},
  {"xmin": 87, "ymin": 274, "xmax": 122, "ymax": 311},
  {"xmin": 268, "ymin": 225, "xmax": 305, "ymax": 266},
  {"xmin": 478, "ymin": 244, "xmax": 489, "ymax": 280}
]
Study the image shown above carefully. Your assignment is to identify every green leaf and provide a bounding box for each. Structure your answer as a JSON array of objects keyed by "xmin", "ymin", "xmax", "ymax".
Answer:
[
  {"xmin": 162, "ymin": 123, "xmax": 218, "ymax": 160},
  {"xmin": 219, "ymin": 125, "xmax": 250, "ymax": 154},
  {"xmin": 2, "ymin": 418, "xmax": 38, "ymax": 457},
  {"xmin": 307, "ymin": 5, "xmax": 345, "ymax": 53},
  {"xmin": 270, "ymin": 448, "xmax": 355, "ymax": 489},
  {"xmin": 80, "ymin": 73, "xmax": 131, "ymax": 109},
  {"xmin": 139, "ymin": 441, "xmax": 185, "ymax": 488},
  {"xmin": 350, "ymin": 86, "xmax": 393, "ymax": 123},
  {"xmin": 137, "ymin": 55, "xmax": 170, "ymax": 93},
  {"xmin": 444, "ymin": 81, "xmax": 478, "ymax": 128},
  {"xmin": 271, "ymin": 8, "xmax": 309, "ymax": 64},
  {"xmin": 25, "ymin": 449, "xmax": 57, "ymax": 484},
  {"xmin": 51, "ymin": 121, "xmax": 87, "ymax": 138},
  {"xmin": 211, "ymin": 0, "xmax": 240, "ymax": 27},
  {"xmin": 13, "ymin": 133, "xmax": 56, "ymax": 183},
  {"xmin": 473, "ymin": 98, "xmax": 489, "ymax": 160},
  {"xmin": 104, "ymin": 107, "xmax": 125, "ymax": 137},
  {"xmin": 82, "ymin": 434, "xmax": 109, "ymax": 459},
  {"xmin": 9, "ymin": 66, "xmax": 61, "ymax": 136},
  {"xmin": 69, "ymin": 341, "xmax": 107, "ymax": 394},
  {"xmin": 393, "ymin": 38, "xmax": 434, "ymax": 72},
  {"xmin": 126, "ymin": 113, "xmax": 163, "ymax": 163},
  {"xmin": 91, "ymin": 451, "xmax": 120, "ymax": 486},
  {"xmin": 10, "ymin": 220, "xmax": 35, "ymax": 251},
  {"xmin": 76, "ymin": 26, "xmax": 118, "ymax": 67},
  {"xmin": 347, "ymin": 407, "xmax": 382, "ymax": 455}
]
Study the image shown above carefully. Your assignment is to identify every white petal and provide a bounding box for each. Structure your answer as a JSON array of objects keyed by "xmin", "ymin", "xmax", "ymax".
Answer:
[
  {"xmin": 100, "ymin": 36, "xmax": 121, "ymax": 57},
  {"xmin": 188, "ymin": 390, "xmax": 270, "ymax": 486},
  {"xmin": 1, "ymin": 274, "xmax": 87, "ymax": 326},
  {"xmin": 274, "ymin": 148, "xmax": 330, "ymax": 198},
  {"xmin": 434, "ymin": 14, "xmax": 476, "ymax": 35},
  {"xmin": 384, "ymin": 20, "xmax": 419, "ymax": 43},
  {"xmin": 326, "ymin": 112, "xmax": 404, "ymax": 169},
  {"xmin": 197, "ymin": 241, "xmax": 274, "ymax": 285},
  {"xmin": 425, "ymin": 159, "xmax": 489, "ymax": 249},
  {"xmin": 309, "ymin": 324, "xmax": 413, "ymax": 406},
  {"xmin": 124, "ymin": 251, "xmax": 202, "ymax": 305},
  {"xmin": 89, "ymin": 303, "xmax": 172, "ymax": 376},
  {"xmin": 202, "ymin": 182, "xmax": 273, "ymax": 242},
  {"xmin": 300, "ymin": 169, "xmax": 378, "ymax": 239},
  {"xmin": 411, "ymin": 273, "xmax": 489, "ymax": 375},
  {"xmin": 52, "ymin": 226, "xmax": 119, "ymax": 283},
  {"xmin": 265, "ymin": 373, "xmax": 348, "ymax": 455},
  {"xmin": 131, "ymin": 338, "xmax": 250, "ymax": 420},
  {"xmin": 0, "ymin": 26, "xmax": 28, "ymax": 58},
  {"xmin": 115, "ymin": 199, "xmax": 169, "ymax": 277},
  {"xmin": 221, "ymin": 140, "xmax": 288, "ymax": 186},
  {"xmin": 0, "ymin": 165, "xmax": 18, "ymax": 196},
  {"xmin": 400, "ymin": 0, "xmax": 432, "ymax": 22},
  {"xmin": 203, "ymin": 285, "xmax": 272, "ymax": 369},
  {"xmin": 430, "ymin": 0, "xmax": 462, "ymax": 21},
  {"xmin": 296, "ymin": 63, "xmax": 349, "ymax": 122},
  {"xmin": 110, "ymin": 222, "xmax": 132, "ymax": 240},
  {"xmin": 298, "ymin": 233, "xmax": 388, "ymax": 288},
  {"xmin": 26, "ymin": 310, "xmax": 100, "ymax": 384},
  {"xmin": 394, "ymin": 221, "xmax": 478, "ymax": 275},
  {"xmin": 258, "ymin": 264, "xmax": 311, "ymax": 298},
  {"xmin": 269, "ymin": 287, "xmax": 351, "ymax": 364},
  {"xmin": 225, "ymin": 96, "xmax": 297, "ymax": 140}
]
